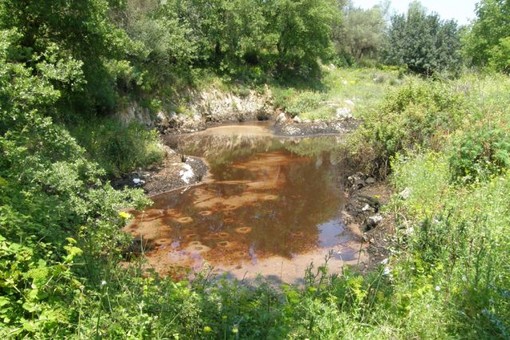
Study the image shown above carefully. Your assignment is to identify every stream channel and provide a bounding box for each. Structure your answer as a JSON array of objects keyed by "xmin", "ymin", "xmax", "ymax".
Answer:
[{"xmin": 125, "ymin": 122, "xmax": 367, "ymax": 285}]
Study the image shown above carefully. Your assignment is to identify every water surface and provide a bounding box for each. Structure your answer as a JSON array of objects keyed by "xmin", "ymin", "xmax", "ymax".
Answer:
[{"xmin": 126, "ymin": 123, "xmax": 366, "ymax": 283}]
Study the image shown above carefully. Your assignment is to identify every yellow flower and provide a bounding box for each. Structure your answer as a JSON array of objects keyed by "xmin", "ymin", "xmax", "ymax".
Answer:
[
  {"xmin": 203, "ymin": 326, "xmax": 212, "ymax": 333},
  {"xmin": 119, "ymin": 211, "xmax": 132, "ymax": 219}
]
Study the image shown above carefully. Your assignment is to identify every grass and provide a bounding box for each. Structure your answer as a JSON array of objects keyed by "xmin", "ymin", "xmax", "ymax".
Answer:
[{"xmin": 271, "ymin": 66, "xmax": 404, "ymax": 121}]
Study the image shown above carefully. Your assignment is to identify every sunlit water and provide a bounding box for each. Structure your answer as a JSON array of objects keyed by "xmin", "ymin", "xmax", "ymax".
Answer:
[{"xmin": 125, "ymin": 123, "xmax": 367, "ymax": 284}]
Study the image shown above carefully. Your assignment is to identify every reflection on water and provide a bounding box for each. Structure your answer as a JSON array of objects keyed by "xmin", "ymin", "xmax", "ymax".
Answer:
[{"xmin": 126, "ymin": 124, "xmax": 365, "ymax": 283}]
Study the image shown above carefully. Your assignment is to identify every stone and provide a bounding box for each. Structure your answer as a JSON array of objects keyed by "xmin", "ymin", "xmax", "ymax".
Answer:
[
  {"xmin": 362, "ymin": 204, "xmax": 372, "ymax": 212},
  {"xmin": 156, "ymin": 111, "xmax": 169, "ymax": 127},
  {"xmin": 365, "ymin": 177, "xmax": 376, "ymax": 185},
  {"xmin": 364, "ymin": 214, "xmax": 383, "ymax": 231},
  {"xmin": 399, "ymin": 187, "xmax": 412, "ymax": 200},
  {"xmin": 336, "ymin": 107, "xmax": 352, "ymax": 119},
  {"xmin": 276, "ymin": 112, "xmax": 287, "ymax": 123},
  {"xmin": 292, "ymin": 116, "xmax": 302, "ymax": 123}
]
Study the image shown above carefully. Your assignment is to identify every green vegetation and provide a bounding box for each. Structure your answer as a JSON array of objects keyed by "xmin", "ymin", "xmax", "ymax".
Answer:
[
  {"xmin": 1, "ymin": 0, "xmax": 510, "ymax": 338},
  {"xmin": 72, "ymin": 118, "xmax": 164, "ymax": 177},
  {"xmin": 463, "ymin": 0, "xmax": 510, "ymax": 73},
  {"xmin": 272, "ymin": 67, "xmax": 403, "ymax": 121},
  {"xmin": 385, "ymin": 2, "xmax": 462, "ymax": 76}
]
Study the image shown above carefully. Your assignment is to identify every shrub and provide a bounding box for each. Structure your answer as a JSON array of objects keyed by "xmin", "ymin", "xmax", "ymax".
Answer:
[
  {"xmin": 449, "ymin": 122, "xmax": 510, "ymax": 183},
  {"xmin": 350, "ymin": 80, "xmax": 466, "ymax": 177},
  {"xmin": 73, "ymin": 118, "xmax": 164, "ymax": 177}
]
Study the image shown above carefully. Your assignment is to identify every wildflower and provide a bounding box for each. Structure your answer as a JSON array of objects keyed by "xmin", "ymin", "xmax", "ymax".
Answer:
[
  {"xmin": 119, "ymin": 211, "xmax": 132, "ymax": 219},
  {"xmin": 203, "ymin": 326, "xmax": 212, "ymax": 333},
  {"xmin": 101, "ymin": 280, "xmax": 107, "ymax": 287},
  {"xmin": 435, "ymin": 285, "xmax": 441, "ymax": 291},
  {"xmin": 380, "ymin": 258, "xmax": 389, "ymax": 265},
  {"xmin": 232, "ymin": 326, "xmax": 239, "ymax": 334},
  {"xmin": 383, "ymin": 266, "xmax": 391, "ymax": 276}
]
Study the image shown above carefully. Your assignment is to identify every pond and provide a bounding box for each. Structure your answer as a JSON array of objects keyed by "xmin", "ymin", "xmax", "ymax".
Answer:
[{"xmin": 125, "ymin": 123, "xmax": 367, "ymax": 284}]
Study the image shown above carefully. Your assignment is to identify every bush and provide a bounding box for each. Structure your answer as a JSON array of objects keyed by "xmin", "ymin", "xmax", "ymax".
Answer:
[
  {"xmin": 350, "ymin": 80, "xmax": 466, "ymax": 177},
  {"xmin": 73, "ymin": 118, "xmax": 164, "ymax": 177},
  {"xmin": 449, "ymin": 122, "xmax": 510, "ymax": 183}
]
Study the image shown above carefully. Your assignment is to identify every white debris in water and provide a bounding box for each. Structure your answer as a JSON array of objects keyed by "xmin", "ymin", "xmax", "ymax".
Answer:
[
  {"xmin": 180, "ymin": 164, "xmax": 194, "ymax": 184},
  {"xmin": 133, "ymin": 178, "xmax": 145, "ymax": 185}
]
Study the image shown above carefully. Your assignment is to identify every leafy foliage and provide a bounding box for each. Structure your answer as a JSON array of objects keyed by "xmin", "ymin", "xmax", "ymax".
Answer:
[
  {"xmin": 0, "ymin": 25, "xmax": 149, "ymax": 336},
  {"xmin": 463, "ymin": 0, "xmax": 510, "ymax": 72},
  {"xmin": 350, "ymin": 79, "xmax": 466, "ymax": 177},
  {"xmin": 333, "ymin": 1, "xmax": 388, "ymax": 65},
  {"xmin": 385, "ymin": 2, "xmax": 462, "ymax": 76},
  {"xmin": 0, "ymin": 0, "xmax": 136, "ymax": 115}
]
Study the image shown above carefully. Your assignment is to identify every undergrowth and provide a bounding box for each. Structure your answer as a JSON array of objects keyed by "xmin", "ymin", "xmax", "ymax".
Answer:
[
  {"xmin": 272, "ymin": 66, "xmax": 403, "ymax": 121},
  {"xmin": 71, "ymin": 117, "xmax": 165, "ymax": 177}
]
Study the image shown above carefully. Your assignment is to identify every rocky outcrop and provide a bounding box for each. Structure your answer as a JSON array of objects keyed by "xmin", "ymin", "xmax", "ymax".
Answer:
[
  {"xmin": 115, "ymin": 101, "xmax": 154, "ymax": 127},
  {"xmin": 159, "ymin": 86, "xmax": 274, "ymax": 134}
]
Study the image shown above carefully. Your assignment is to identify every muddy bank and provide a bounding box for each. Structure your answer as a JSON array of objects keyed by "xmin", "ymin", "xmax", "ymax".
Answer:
[
  {"xmin": 341, "ymin": 172, "xmax": 393, "ymax": 271},
  {"xmin": 152, "ymin": 86, "xmax": 358, "ymax": 137},
  {"xmin": 162, "ymin": 114, "xmax": 358, "ymax": 138}
]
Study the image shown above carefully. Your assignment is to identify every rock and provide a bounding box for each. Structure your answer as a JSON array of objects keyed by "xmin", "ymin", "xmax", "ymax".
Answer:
[
  {"xmin": 365, "ymin": 177, "xmax": 376, "ymax": 185},
  {"xmin": 282, "ymin": 125, "xmax": 302, "ymax": 136},
  {"xmin": 256, "ymin": 109, "xmax": 271, "ymax": 121},
  {"xmin": 293, "ymin": 116, "xmax": 302, "ymax": 123},
  {"xmin": 132, "ymin": 178, "xmax": 145, "ymax": 187},
  {"xmin": 276, "ymin": 112, "xmax": 287, "ymax": 123},
  {"xmin": 163, "ymin": 145, "xmax": 176, "ymax": 156},
  {"xmin": 344, "ymin": 99, "xmax": 355, "ymax": 107},
  {"xmin": 362, "ymin": 204, "xmax": 372, "ymax": 212},
  {"xmin": 364, "ymin": 214, "xmax": 383, "ymax": 231},
  {"xmin": 399, "ymin": 187, "xmax": 412, "ymax": 200},
  {"xmin": 336, "ymin": 107, "xmax": 352, "ymax": 119},
  {"xmin": 156, "ymin": 111, "xmax": 169, "ymax": 128},
  {"xmin": 348, "ymin": 172, "xmax": 367, "ymax": 189}
]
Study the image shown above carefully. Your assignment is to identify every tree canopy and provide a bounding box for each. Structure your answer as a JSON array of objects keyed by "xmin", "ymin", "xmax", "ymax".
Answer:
[
  {"xmin": 385, "ymin": 1, "xmax": 462, "ymax": 75},
  {"xmin": 464, "ymin": 0, "xmax": 510, "ymax": 73}
]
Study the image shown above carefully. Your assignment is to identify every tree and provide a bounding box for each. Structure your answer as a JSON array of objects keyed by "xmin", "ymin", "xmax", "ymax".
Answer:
[
  {"xmin": 0, "ymin": 0, "xmax": 135, "ymax": 116},
  {"xmin": 333, "ymin": 1, "xmax": 388, "ymax": 64},
  {"xmin": 269, "ymin": 0, "xmax": 338, "ymax": 75},
  {"xmin": 385, "ymin": 1, "xmax": 462, "ymax": 76},
  {"xmin": 463, "ymin": 0, "xmax": 510, "ymax": 72}
]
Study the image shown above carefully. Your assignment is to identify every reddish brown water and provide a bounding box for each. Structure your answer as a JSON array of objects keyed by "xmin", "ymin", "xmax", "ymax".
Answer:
[{"xmin": 126, "ymin": 124, "xmax": 367, "ymax": 284}]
